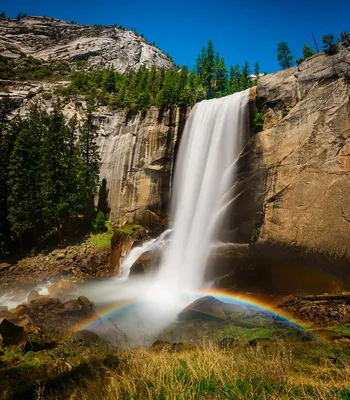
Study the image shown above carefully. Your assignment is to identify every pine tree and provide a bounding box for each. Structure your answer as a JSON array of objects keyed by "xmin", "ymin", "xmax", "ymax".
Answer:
[
  {"xmin": 214, "ymin": 55, "xmax": 228, "ymax": 96},
  {"xmin": 229, "ymin": 65, "xmax": 242, "ymax": 93},
  {"xmin": 241, "ymin": 61, "xmax": 252, "ymax": 89},
  {"xmin": 302, "ymin": 44, "xmax": 315, "ymax": 59},
  {"xmin": 0, "ymin": 100, "xmax": 20, "ymax": 252},
  {"xmin": 78, "ymin": 103, "xmax": 100, "ymax": 216},
  {"xmin": 253, "ymin": 62, "xmax": 260, "ymax": 85},
  {"xmin": 277, "ymin": 41, "xmax": 294, "ymax": 69},
  {"xmin": 7, "ymin": 107, "xmax": 44, "ymax": 244},
  {"xmin": 322, "ymin": 34, "xmax": 339, "ymax": 55},
  {"xmin": 102, "ymin": 69, "xmax": 116, "ymax": 93},
  {"xmin": 40, "ymin": 104, "xmax": 72, "ymax": 238},
  {"xmin": 202, "ymin": 40, "xmax": 216, "ymax": 98}
]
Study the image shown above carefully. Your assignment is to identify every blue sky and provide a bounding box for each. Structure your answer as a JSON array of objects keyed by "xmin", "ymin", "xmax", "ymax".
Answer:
[{"xmin": 2, "ymin": 0, "xmax": 349, "ymax": 73}]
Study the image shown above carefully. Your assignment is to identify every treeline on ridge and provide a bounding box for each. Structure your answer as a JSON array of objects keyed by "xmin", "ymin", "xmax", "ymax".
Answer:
[{"xmin": 59, "ymin": 40, "xmax": 260, "ymax": 112}]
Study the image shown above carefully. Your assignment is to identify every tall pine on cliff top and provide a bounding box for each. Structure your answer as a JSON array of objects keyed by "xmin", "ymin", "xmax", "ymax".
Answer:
[{"xmin": 277, "ymin": 41, "xmax": 294, "ymax": 69}]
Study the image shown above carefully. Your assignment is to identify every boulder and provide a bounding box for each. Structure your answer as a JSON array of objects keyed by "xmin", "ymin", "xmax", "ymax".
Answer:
[
  {"xmin": 178, "ymin": 296, "xmax": 228, "ymax": 321},
  {"xmin": 0, "ymin": 263, "xmax": 11, "ymax": 272},
  {"xmin": 72, "ymin": 329, "xmax": 99, "ymax": 344},
  {"xmin": 63, "ymin": 300, "xmax": 82, "ymax": 312},
  {"xmin": 0, "ymin": 318, "xmax": 26, "ymax": 346},
  {"xmin": 77, "ymin": 296, "xmax": 94, "ymax": 309}
]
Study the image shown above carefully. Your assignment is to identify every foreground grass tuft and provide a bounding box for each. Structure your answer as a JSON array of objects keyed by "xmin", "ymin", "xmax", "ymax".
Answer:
[{"xmin": 37, "ymin": 341, "xmax": 350, "ymax": 400}]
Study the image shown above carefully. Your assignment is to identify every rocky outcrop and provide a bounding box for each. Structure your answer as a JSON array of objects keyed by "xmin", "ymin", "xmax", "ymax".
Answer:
[
  {"xmin": 235, "ymin": 46, "xmax": 350, "ymax": 284},
  {"xmin": 0, "ymin": 16, "xmax": 174, "ymax": 72}
]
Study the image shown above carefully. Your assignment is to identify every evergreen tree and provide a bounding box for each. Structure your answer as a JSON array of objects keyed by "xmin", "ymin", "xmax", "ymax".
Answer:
[
  {"xmin": 7, "ymin": 107, "xmax": 44, "ymax": 244},
  {"xmin": 253, "ymin": 62, "xmax": 260, "ymax": 85},
  {"xmin": 322, "ymin": 34, "xmax": 339, "ymax": 55},
  {"xmin": 277, "ymin": 41, "xmax": 294, "ymax": 69},
  {"xmin": 302, "ymin": 44, "xmax": 315, "ymax": 59},
  {"xmin": 102, "ymin": 69, "xmax": 116, "ymax": 93},
  {"xmin": 202, "ymin": 40, "xmax": 216, "ymax": 98},
  {"xmin": 0, "ymin": 100, "xmax": 20, "ymax": 252},
  {"xmin": 214, "ymin": 55, "xmax": 228, "ymax": 96},
  {"xmin": 78, "ymin": 103, "xmax": 100, "ymax": 215},
  {"xmin": 241, "ymin": 61, "xmax": 252, "ymax": 89}
]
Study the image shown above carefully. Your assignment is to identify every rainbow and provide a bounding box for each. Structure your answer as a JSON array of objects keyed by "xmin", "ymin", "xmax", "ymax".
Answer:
[{"xmin": 76, "ymin": 288, "xmax": 312, "ymax": 335}]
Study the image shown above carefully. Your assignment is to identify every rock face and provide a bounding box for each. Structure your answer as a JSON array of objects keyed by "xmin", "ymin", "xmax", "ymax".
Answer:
[
  {"xmin": 95, "ymin": 107, "xmax": 188, "ymax": 223},
  {"xmin": 235, "ymin": 46, "xmax": 350, "ymax": 284},
  {"xmin": 0, "ymin": 16, "xmax": 174, "ymax": 72}
]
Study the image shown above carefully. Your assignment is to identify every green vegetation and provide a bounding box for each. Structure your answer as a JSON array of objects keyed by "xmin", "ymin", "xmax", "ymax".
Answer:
[
  {"xmin": 90, "ymin": 225, "xmax": 113, "ymax": 249},
  {"xmin": 296, "ymin": 44, "xmax": 315, "ymax": 65},
  {"xmin": 0, "ymin": 56, "xmax": 71, "ymax": 81},
  {"xmin": 322, "ymin": 34, "xmax": 340, "ymax": 55},
  {"xmin": 1, "ymin": 339, "xmax": 349, "ymax": 400},
  {"xmin": 92, "ymin": 211, "xmax": 108, "ymax": 233},
  {"xmin": 116, "ymin": 224, "xmax": 143, "ymax": 236},
  {"xmin": 58, "ymin": 40, "xmax": 259, "ymax": 112},
  {"xmin": 277, "ymin": 41, "xmax": 294, "ymax": 69},
  {"xmin": 253, "ymin": 112, "xmax": 265, "ymax": 133},
  {"xmin": 0, "ymin": 98, "xmax": 100, "ymax": 253}
]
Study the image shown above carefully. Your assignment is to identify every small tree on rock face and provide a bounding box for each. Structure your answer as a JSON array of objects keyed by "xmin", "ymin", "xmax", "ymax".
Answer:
[
  {"xmin": 302, "ymin": 44, "xmax": 315, "ymax": 59},
  {"xmin": 322, "ymin": 34, "xmax": 339, "ymax": 55},
  {"xmin": 277, "ymin": 41, "xmax": 294, "ymax": 69},
  {"xmin": 340, "ymin": 31, "xmax": 350, "ymax": 46}
]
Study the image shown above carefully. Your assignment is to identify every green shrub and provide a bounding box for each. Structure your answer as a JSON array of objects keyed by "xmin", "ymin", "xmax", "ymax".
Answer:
[
  {"xmin": 253, "ymin": 111, "xmax": 265, "ymax": 133},
  {"xmin": 92, "ymin": 211, "xmax": 107, "ymax": 233}
]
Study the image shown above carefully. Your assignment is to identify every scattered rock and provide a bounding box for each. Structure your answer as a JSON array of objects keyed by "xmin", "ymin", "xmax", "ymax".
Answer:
[
  {"xmin": 56, "ymin": 253, "xmax": 66, "ymax": 261},
  {"xmin": 24, "ymin": 340, "xmax": 57, "ymax": 353}
]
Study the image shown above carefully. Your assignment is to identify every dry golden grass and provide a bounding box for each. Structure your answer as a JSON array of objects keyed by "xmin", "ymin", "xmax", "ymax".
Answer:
[{"xmin": 47, "ymin": 341, "xmax": 350, "ymax": 400}]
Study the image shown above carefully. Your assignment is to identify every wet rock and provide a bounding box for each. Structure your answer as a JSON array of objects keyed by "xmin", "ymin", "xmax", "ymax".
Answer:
[
  {"xmin": 72, "ymin": 329, "xmax": 99, "ymax": 344},
  {"xmin": 0, "ymin": 318, "xmax": 26, "ymax": 346},
  {"xmin": 48, "ymin": 279, "xmax": 77, "ymax": 297},
  {"xmin": 151, "ymin": 340, "xmax": 172, "ymax": 349},
  {"xmin": 0, "ymin": 263, "xmax": 11, "ymax": 272},
  {"xmin": 27, "ymin": 289, "xmax": 41, "ymax": 303},
  {"xmin": 16, "ymin": 314, "xmax": 34, "ymax": 328},
  {"xmin": 24, "ymin": 340, "xmax": 57, "ymax": 353},
  {"xmin": 13, "ymin": 304, "xmax": 31, "ymax": 316},
  {"xmin": 178, "ymin": 296, "xmax": 228, "ymax": 321},
  {"xmin": 77, "ymin": 296, "xmax": 94, "ymax": 309},
  {"xmin": 56, "ymin": 253, "xmax": 66, "ymax": 261},
  {"xmin": 63, "ymin": 300, "xmax": 82, "ymax": 312}
]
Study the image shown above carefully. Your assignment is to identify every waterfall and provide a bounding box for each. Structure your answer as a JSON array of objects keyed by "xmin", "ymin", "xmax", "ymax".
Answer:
[
  {"xmin": 155, "ymin": 91, "xmax": 249, "ymax": 291},
  {"xmin": 118, "ymin": 91, "xmax": 248, "ymax": 293}
]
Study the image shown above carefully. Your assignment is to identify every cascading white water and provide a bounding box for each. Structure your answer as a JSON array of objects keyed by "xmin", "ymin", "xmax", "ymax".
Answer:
[
  {"xmin": 154, "ymin": 90, "xmax": 249, "ymax": 292},
  {"xmin": 118, "ymin": 229, "xmax": 173, "ymax": 279}
]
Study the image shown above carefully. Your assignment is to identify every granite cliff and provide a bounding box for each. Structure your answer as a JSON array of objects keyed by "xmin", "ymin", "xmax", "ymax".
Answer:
[
  {"xmin": 0, "ymin": 16, "xmax": 174, "ymax": 72},
  {"xmin": 231, "ymin": 44, "xmax": 350, "ymax": 287}
]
